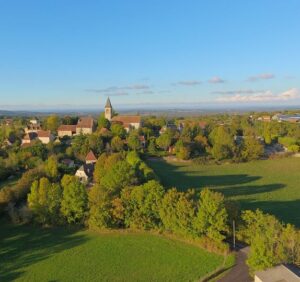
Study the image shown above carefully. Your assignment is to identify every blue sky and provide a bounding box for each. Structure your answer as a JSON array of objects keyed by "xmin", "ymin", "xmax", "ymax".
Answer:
[{"xmin": 0, "ymin": 0, "xmax": 300, "ymax": 110}]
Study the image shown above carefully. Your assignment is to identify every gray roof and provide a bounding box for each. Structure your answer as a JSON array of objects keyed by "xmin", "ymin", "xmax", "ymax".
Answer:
[
  {"xmin": 105, "ymin": 97, "xmax": 112, "ymax": 108},
  {"xmin": 255, "ymin": 264, "xmax": 300, "ymax": 282}
]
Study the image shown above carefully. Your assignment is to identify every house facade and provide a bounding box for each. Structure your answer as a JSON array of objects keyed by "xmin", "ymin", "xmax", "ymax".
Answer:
[
  {"xmin": 57, "ymin": 125, "xmax": 77, "ymax": 137},
  {"xmin": 76, "ymin": 117, "xmax": 95, "ymax": 134}
]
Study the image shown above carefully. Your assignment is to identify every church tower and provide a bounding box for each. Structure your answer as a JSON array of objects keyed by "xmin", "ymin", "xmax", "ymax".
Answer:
[{"xmin": 104, "ymin": 97, "xmax": 113, "ymax": 121}]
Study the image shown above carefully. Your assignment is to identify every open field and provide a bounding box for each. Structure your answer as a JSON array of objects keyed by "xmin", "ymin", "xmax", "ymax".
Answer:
[
  {"xmin": 147, "ymin": 157, "xmax": 300, "ymax": 226},
  {"xmin": 0, "ymin": 220, "xmax": 226, "ymax": 282}
]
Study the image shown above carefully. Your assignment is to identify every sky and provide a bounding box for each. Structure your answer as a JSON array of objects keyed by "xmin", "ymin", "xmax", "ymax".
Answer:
[{"xmin": 0, "ymin": 0, "xmax": 300, "ymax": 111}]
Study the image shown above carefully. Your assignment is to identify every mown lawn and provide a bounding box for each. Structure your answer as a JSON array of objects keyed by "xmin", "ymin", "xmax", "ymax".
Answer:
[
  {"xmin": 0, "ymin": 220, "xmax": 225, "ymax": 282},
  {"xmin": 147, "ymin": 157, "xmax": 300, "ymax": 226}
]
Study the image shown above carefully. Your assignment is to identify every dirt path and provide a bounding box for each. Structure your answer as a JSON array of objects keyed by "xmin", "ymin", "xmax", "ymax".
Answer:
[{"xmin": 218, "ymin": 247, "xmax": 251, "ymax": 282}]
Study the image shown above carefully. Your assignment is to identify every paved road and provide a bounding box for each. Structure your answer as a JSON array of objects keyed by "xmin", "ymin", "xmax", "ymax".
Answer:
[{"xmin": 218, "ymin": 247, "xmax": 252, "ymax": 282}]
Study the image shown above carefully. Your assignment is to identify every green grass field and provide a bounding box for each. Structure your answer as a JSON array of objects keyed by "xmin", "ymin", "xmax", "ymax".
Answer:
[
  {"xmin": 0, "ymin": 220, "xmax": 225, "ymax": 282},
  {"xmin": 147, "ymin": 157, "xmax": 300, "ymax": 226}
]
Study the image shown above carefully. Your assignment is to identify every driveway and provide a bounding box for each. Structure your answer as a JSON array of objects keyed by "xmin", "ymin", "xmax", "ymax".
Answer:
[{"xmin": 218, "ymin": 247, "xmax": 252, "ymax": 282}]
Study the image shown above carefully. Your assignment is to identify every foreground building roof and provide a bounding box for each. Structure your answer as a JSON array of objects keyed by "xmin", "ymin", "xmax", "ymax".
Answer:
[{"xmin": 255, "ymin": 264, "xmax": 300, "ymax": 282}]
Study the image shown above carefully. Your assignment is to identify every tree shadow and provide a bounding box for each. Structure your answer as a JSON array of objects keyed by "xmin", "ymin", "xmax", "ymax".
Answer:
[
  {"xmin": 147, "ymin": 159, "xmax": 293, "ymax": 223},
  {"xmin": 0, "ymin": 220, "xmax": 88, "ymax": 281},
  {"xmin": 148, "ymin": 159, "xmax": 283, "ymax": 196},
  {"xmin": 238, "ymin": 199, "xmax": 300, "ymax": 227}
]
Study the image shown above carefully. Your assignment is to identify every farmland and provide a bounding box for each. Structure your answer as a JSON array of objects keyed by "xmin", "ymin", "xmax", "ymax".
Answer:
[
  {"xmin": 0, "ymin": 220, "xmax": 226, "ymax": 282},
  {"xmin": 147, "ymin": 157, "xmax": 300, "ymax": 226}
]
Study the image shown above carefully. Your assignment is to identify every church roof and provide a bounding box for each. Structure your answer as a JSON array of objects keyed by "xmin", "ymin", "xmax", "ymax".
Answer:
[{"xmin": 105, "ymin": 97, "xmax": 112, "ymax": 108}]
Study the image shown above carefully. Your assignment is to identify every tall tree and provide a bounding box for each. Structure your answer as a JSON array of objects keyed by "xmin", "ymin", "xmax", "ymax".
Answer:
[{"xmin": 60, "ymin": 175, "xmax": 88, "ymax": 224}]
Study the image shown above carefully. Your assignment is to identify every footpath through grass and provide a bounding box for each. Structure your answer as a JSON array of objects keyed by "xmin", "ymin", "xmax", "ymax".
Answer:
[
  {"xmin": 0, "ymin": 220, "xmax": 225, "ymax": 282},
  {"xmin": 147, "ymin": 157, "xmax": 300, "ymax": 226}
]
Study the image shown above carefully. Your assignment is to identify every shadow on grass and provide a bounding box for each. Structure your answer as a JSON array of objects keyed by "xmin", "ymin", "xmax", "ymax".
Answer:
[
  {"xmin": 148, "ymin": 159, "xmax": 297, "ymax": 224},
  {"xmin": 239, "ymin": 198, "xmax": 300, "ymax": 227},
  {"xmin": 0, "ymin": 220, "xmax": 88, "ymax": 282},
  {"xmin": 148, "ymin": 159, "xmax": 284, "ymax": 196}
]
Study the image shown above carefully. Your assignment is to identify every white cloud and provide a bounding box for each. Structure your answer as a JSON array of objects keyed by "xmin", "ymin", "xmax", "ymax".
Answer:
[
  {"xmin": 177, "ymin": 80, "xmax": 201, "ymax": 86},
  {"xmin": 216, "ymin": 88, "xmax": 299, "ymax": 103},
  {"xmin": 248, "ymin": 73, "xmax": 275, "ymax": 81},
  {"xmin": 208, "ymin": 76, "xmax": 225, "ymax": 83},
  {"xmin": 211, "ymin": 89, "xmax": 262, "ymax": 95},
  {"xmin": 86, "ymin": 84, "xmax": 150, "ymax": 93}
]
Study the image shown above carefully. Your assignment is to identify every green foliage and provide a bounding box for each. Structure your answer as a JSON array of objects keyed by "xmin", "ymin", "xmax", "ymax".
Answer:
[
  {"xmin": 241, "ymin": 136, "xmax": 264, "ymax": 161},
  {"xmin": 101, "ymin": 160, "xmax": 137, "ymax": 195},
  {"xmin": 71, "ymin": 134, "xmax": 90, "ymax": 160},
  {"xmin": 111, "ymin": 136, "xmax": 124, "ymax": 152},
  {"xmin": 209, "ymin": 126, "xmax": 235, "ymax": 160},
  {"xmin": 60, "ymin": 175, "xmax": 88, "ymax": 224},
  {"xmin": 88, "ymin": 184, "xmax": 112, "ymax": 229},
  {"xmin": 45, "ymin": 115, "xmax": 60, "ymax": 132},
  {"xmin": 157, "ymin": 132, "xmax": 172, "ymax": 151},
  {"xmin": 278, "ymin": 136, "xmax": 297, "ymax": 147},
  {"xmin": 111, "ymin": 124, "xmax": 126, "ymax": 138},
  {"xmin": 288, "ymin": 144, "xmax": 300, "ymax": 153},
  {"xmin": 28, "ymin": 177, "xmax": 62, "ymax": 225},
  {"xmin": 121, "ymin": 180, "xmax": 164, "ymax": 230},
  {"xmin": 239, "ymin": 210, "xmax": 286, "ymax": 272},
  {"xmin": 127, "ymin": 130, "xmax": 141, "ymax": 151},
  {"xmin": 148, "ymin": 137, "xmax": 158, "ymax": 155},
  {"xmin": 175, "ymin": 140, "xmax": 191, "ymax": 160},
  {"xmin": 193, "ymin": 189, "xmax": 228, "ymax": 242},
  {"xmin": 98, "ymin": 113, "xmax": 110, "ymax": 129},
  {"xmin": 160, "ymin": 188, "xmax": 196, "ymax": 236},
  {"xmin": 44, "ymin": 155, "xmax": 59, "ymax": 180},
  {"xmin": 88, "ymin": 134, "xmax": 104, "ymax": 155}
]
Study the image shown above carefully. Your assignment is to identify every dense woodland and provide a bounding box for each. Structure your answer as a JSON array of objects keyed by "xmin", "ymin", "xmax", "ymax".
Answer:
[{"xmin": 1, "ymin": 111, "xmax": 300, "ymax": 274}]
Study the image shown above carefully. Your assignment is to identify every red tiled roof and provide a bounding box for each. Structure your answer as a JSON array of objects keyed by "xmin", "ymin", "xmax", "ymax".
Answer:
[
  {"xmin": 37, "ymin": 130, "xmax": 51, "ymax": 138},
  {"xmin": 58, "ymin": 125, "xmax": 77, "ymax": 132},
  {"xmin": 112, "ymin": 115, "xmax": 141, "ymax": 125},
  {"xmin": 198, "ymin": 121, "xmax": 208, "ymax": 129},
  {"xmin": 77, "ymin": 117, "xmax": 94, "ymax": 129},
  {"xmin": 86, "ymin": 151, "xmax": 97, "ymax": 161}
]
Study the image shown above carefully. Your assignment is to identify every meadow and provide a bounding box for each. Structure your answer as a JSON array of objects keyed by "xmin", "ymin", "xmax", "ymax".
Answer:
[
  {"xmin": 147, "ymin": 157, "xmax": 300, "ymax": 226},
  {"xmin": 0, "ymin": 220, "xmax": 226, "ymax": 282}
]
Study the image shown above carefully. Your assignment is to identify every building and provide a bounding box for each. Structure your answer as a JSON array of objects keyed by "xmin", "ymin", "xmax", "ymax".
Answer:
[
  {"xmin": 273, "ymin": 114, "xmax": 300, "ymax": 123},
  {"xmin": 57, "ymin": 125, "xmax": 77, "ymax": 137},
  {"xmin": 61, "ymin": 159, "xmax": 75, "ymax": 168},
  {"xmin": 255, "ymin": 264, "xmax": 300, "ymax": 282},
  {"xmin": 104, "ymin": 97, "xmax": 142, "ymax": 131},
  {"xmin": 76, "ymin": 117, "xmax": 95, "ymax": 134},
  {"xmin": 3, "ymin": 119, "xmax": 13, "ymax": 126},
  {"xmin": 112, "ymin": 115, "xmax": 141, "ymax": 131},
  {"xmin": 75, "ymin": 164, "xmax": 94, "ymax": 183},
  {"xmin": 22, "ymin": 132, "xmax": 37, "ymax": 145},
  {"xmin": 37, "ymin": 130, "xmax": 54, "ymax": 144},
  {"xmin": 85, "ymin": 151, "xmax": 97, "ymax": 164},
  {"xmin": 104, "ymin": 97, "xmax": 113, "ymax": 121},
  {"xmin": 22, "ymin": 130, "xmax": 54, "ymax": 145}
]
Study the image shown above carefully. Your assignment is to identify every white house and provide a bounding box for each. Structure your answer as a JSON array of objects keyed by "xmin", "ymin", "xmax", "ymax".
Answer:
[{"xmin": 75, "ymin": 164, "xmax": 94, "ymax": 183}]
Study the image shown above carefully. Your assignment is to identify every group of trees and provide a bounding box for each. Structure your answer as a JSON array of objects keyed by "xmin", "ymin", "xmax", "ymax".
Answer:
[{"xmin": 239, "ymin": 209, "xmax": 300, "ymax": 273}]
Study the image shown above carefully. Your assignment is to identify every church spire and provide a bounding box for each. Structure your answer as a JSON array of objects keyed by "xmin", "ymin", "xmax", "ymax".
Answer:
[
  {"xmin": 104, "ymin": 97, "xmax": 113, "ymax": 121},
  {"xmin": 105, "ymin": 97, "xmax": 112, "ymax": 109}
]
